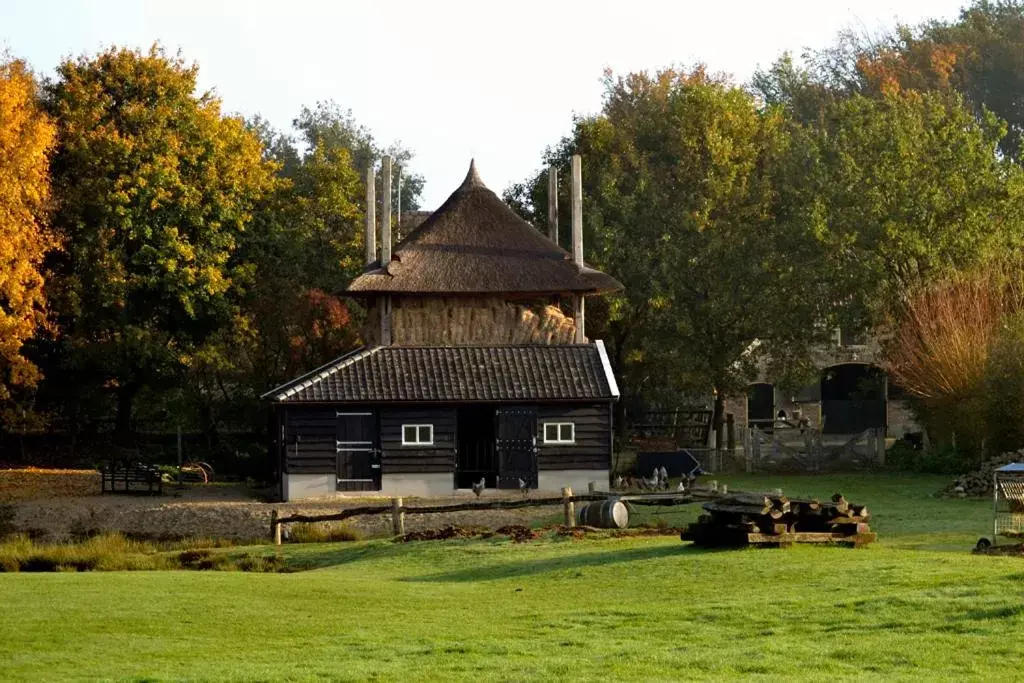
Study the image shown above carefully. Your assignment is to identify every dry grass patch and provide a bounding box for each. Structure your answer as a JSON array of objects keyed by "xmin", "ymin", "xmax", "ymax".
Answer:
[
  {"xmin": 0, "ymin": 468, "xmax": 101, "ymax": 502},
  {"xmin": 0, "ymin": 533, "xmax": 283, "ymax": 573}
]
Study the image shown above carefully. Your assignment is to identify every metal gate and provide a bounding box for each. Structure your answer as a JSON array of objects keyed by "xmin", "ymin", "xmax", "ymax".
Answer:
[
  {"xmin": 336, "ymin": 412, "xmax": 380, "ymax": 492},
  {"xmin": 495, "ymin": 407, "xmax": 538, "ymax": 489}
]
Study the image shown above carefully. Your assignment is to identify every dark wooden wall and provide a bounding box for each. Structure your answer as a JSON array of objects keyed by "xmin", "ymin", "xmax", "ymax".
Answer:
[
  {"xmin": 379, "ymin": 408, "xmax": 456, "ymax": 473},
  {"xmin": 279, "ymin": 402, "xmax": 612, "ymax": 479},
  {"xmin": 536, "ymin": 403, "xmax": 611, "ymax": 471},
  {"xmin": 282, "ymin": 407, "xmax": 337, "ymax": 474}
]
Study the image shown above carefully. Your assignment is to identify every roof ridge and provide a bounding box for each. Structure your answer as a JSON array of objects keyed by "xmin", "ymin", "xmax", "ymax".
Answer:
[
  {"xmin": 381, "ymin": 343, "xmax": 594, "ymax": 350},
  {"xmin": 260, "ymin": 346, "xmax": 383, "ymax": 401}
]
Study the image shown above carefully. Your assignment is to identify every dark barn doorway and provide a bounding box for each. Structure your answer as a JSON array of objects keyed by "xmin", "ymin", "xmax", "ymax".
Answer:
[
  {"xmin": 335, "ymin": 412, "xmax": 380, "ymax": 492},
  {"xmin": 820, "ymin": 363, "xmax": 887, "ymax": 435},
  {"xmin": 747, "ymin": 383, "xmax": 775, "ymax": 433},
  {"xmin": 496, "ymin": 407, "xmax": 539, "ymax": 490},
  {"xmin": 456, "ymin": 405, "xmax": 498, "ymax": 488}
]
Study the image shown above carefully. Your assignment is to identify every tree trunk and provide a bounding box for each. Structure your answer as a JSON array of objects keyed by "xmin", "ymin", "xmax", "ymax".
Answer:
[
  {"xmin": 713, "ymin": 387, "xmax": 725, "ymax": 458},
  {"xmin": 115, "ymin": 385, "xmax": 137, "ymax": 434}
]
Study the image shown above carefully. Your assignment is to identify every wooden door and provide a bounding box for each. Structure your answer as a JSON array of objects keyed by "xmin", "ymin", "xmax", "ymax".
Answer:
[
  {"xmin": 495, "ymin": 407, "xmax": 538, "ymax": 489},
  {"xmin": 336, "ymin": 412, "xmax": 380, "ymax": 492}
]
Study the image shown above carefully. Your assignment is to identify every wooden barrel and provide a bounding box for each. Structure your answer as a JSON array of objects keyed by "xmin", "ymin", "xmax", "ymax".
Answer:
[{"xmin": 577, "ymin": 500, "xmax": 629, "ymax": 529}]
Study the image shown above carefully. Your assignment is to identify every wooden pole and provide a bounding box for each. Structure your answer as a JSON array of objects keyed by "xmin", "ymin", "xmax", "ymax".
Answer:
[
  {"xmin": 563, "ymin": 486, "xmax": 576, "ymax": 527},
  {"xmin": 381, "ymin": 155, "xmax": 392, "ymax": 267},
  {"xmin": 391, "ymin": 497, "xmax": 405, "ymax": 536},
  {"xmin": 547, "ymin": 166, "xmax": 558, "ymax": 244},
  {"xmin": 365, "ymin": 164, "xmax": 376, "ymax": 264},
  {"xmin": 271, "ymin": 509, "xmax": 281, "ymax": 546},
  {"xmin": 379, "ymin": 156, "xmax": 393, "ymax": 346},
  {"xmin": 571, "ymin": 155, "xmax": 583, "ymax": 266},
  {"xmin": 571, "ymin": 155, "xmax": 585, "ymax": 343}
]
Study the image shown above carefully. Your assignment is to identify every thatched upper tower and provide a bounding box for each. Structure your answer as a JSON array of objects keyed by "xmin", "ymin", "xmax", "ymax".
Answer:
[{"xmin": 347, "ymin": 161, "xmax": 622, "ymax": 297}]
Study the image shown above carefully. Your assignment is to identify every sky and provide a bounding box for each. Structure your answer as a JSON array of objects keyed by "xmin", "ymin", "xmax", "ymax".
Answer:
[{"xmin": 3, "ymin": 0, "xmax": 968, "ymax": 209}]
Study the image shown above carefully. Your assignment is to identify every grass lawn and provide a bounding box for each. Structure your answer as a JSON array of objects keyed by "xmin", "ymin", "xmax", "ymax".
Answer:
[{"xmin": 3, "ymin": 474, "xmax": 1024, "ymax": 681}]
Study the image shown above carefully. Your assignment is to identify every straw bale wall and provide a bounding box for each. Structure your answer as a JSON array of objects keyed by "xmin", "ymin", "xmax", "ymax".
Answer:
[{"xmin": 364, "ymin": 296, "xmax": 577, "ymax": 346}]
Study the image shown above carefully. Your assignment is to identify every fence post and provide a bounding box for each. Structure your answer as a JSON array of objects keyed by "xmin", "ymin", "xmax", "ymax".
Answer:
[
  {"xmin": 391, "ymin": 497, "xmax": 405, "ymax": 536},
  {"xmin": 563, "ymin": 487, "xmax": 576, "ymax": 527},
  {"xmin": 271, "ymin": 509, "xmax": 281, "ymax": 546},
  {"xmin": 726, "ymin": 413, "xmax": 735, "ymax": 453},
  {"xmin": 743, "ymin": 427, "xmax": 752, "ymax": 473},
  {"xmin": 875, "ymin": 428, "xmax": 886, "ymax": 467}
]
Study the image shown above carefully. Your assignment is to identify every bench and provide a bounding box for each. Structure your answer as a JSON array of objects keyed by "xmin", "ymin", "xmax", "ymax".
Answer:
[{"xmin": 101, "ymin": 462, "xmax": 163, "ymax": 495}]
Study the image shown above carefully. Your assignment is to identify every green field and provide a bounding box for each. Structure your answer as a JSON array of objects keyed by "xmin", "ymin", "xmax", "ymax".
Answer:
[{"xmin": 3, "ymin": 474, "xmax": 1024, "ymax": 681}]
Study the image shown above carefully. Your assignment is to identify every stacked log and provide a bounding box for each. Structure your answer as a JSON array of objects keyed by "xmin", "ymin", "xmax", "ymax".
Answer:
[
  {"xmin": 681, "ymin": 492, "xmax": 875, "ymax": 548},
  {"xmin": 945, "ymin": 454, "xmax": 1022, "ymax": 497}
]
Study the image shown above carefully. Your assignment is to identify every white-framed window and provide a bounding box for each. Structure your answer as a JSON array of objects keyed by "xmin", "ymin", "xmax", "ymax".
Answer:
[
  {"xmin": 543, "ymin": 422, "xmax": 575, "ymax": 444},
  {"xmin": 401, "ymin": 424, "xmax": 434, "ymax": 446}
]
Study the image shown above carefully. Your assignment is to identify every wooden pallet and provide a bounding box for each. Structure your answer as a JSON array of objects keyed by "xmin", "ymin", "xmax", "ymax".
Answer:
[{"xmin": 681, "ymin": 524, "xmax": 876, "ymax": 548}]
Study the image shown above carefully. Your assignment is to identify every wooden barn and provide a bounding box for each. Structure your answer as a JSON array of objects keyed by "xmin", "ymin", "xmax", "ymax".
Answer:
[{"xmin": 264, "ymin": 157, "xmax": 623, "ymax": 500}]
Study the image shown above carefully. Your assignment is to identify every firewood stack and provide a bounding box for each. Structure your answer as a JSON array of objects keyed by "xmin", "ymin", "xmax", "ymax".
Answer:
[{"xmin": 681, "ymin": 492, "xmax": 876, "ymax": 548}]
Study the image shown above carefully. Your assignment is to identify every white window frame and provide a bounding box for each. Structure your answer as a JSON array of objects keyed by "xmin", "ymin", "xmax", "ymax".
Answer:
[
  {"xmin": 543, "ymin": 422, "xmax": 575, "ymax": 445},
  {"xmin": 401, "ymin": 424, "xmax": 434, "ymax": 446}
]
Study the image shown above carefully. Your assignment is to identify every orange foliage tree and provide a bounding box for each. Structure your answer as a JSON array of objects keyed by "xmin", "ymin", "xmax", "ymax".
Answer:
[
  {"xmin": 887, "ymin": 262, "xmax": 1024, "ymax": 455},
  {"xmin": 0, "ymin": 58, "xmax": 55, "ymax": 407}
]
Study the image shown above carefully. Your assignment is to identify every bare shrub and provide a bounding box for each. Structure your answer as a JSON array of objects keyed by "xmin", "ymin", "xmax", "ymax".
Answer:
[{"xmin": 887, "ymin": 261, "xmax": 1024, "ymax": 455}]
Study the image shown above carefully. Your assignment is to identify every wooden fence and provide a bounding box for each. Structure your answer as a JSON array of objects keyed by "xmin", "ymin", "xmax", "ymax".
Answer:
[
  {"xmin": 741, "ymin": 426, "xmax": 886, "ymax": 472},
  {"xmin": 269, "ymin": 486, "xmax": 720, "ymax": 544}
]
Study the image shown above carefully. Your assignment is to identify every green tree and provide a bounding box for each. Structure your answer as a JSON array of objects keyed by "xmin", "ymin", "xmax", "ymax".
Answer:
[
  {"xmin": 507, "ymin": 68, "xmax": 830, "ymax": 440},
  {"xmin": 785, "ymin": 89, "xmax": 1024, "ymax": 330},
  {"xmin": 43, "ymin": 45, "xmax": 277, "ymax": 432},
  {"xmin": 294, "ymin": 101, "xmax": 425, "ymax": 211}
]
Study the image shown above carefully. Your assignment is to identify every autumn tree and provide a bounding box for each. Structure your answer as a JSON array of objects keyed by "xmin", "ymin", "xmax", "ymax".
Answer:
[
  {"xmin": 767, "ymin": 1, "xmax": 1024, "ymax": 161},
  {"xmin": 0, "ymin": 58, "xmax": 55, "ymax": 419},
  {"xmin": 42, "ymin": 46, "xmax": 277, "ymax": 432}
]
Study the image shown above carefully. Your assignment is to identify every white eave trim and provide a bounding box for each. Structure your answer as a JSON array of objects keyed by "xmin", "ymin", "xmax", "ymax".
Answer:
[{"xmin": 594, "ymin": 339, "xmax": 620, "ymax": 399}]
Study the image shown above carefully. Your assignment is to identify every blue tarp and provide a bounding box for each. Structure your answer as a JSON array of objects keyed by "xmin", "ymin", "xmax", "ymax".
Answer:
[{"xmin": 996, "ymin": 463, "xmax": 1024, "ymax": 473}]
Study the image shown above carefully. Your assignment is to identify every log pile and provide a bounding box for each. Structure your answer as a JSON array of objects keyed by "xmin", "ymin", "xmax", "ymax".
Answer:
[
  {"xmin": 681, "ymin": 492, "xmax": 875, "ymax": 548},
  {"xmin": 945, "ymin": 454, "xmax": 1022, "ymax": 497}
]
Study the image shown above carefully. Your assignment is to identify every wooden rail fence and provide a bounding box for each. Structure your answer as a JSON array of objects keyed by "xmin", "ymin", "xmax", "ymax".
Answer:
[{"xmin": 269, "ymin": 486, "xmax": 721, "ymax": 544}]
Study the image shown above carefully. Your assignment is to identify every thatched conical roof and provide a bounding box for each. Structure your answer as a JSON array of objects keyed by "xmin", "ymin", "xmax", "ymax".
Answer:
[{"xmin": 347, "ymin": 161, "xmax": 623, "ymax": 296}]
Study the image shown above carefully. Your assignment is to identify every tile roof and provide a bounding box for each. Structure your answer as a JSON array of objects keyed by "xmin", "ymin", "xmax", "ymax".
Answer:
[{"xmin": 264, "ymin": 342, "xmax": 619, "ymax": 403}]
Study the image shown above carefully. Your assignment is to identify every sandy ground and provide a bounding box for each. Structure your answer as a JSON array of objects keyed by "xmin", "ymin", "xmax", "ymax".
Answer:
[{"xmin": 6, "ymin": 484, "xmax": 563, "ymax": 542}]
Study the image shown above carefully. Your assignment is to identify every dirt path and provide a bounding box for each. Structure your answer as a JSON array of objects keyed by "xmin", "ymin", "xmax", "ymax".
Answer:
[{"xmin": 6, "ymin": 486, "xmax": 563, "ymax": 542}]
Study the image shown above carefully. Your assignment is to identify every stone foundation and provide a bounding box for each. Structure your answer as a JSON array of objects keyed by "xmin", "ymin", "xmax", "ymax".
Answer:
[{"xmin": 537, "ymin": 470, "xmax": 609, "ymax": 493}]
